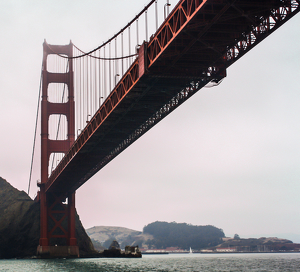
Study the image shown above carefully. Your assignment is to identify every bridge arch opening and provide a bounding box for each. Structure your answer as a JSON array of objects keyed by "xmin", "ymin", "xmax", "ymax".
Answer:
[
  {"xmin": 48, "ymin": 114, "xmax": 68, "ymax": 140},
  {"xmin": 46, "ymin": 54, "xmax": 69, "ymax": 73},
  {"xmin": 47, "ymin": 83, "xmax": 69, "ymax": 103},
  {"xmin": 49, "ymin": 152, "xmax": 65, "ymax": 176}
]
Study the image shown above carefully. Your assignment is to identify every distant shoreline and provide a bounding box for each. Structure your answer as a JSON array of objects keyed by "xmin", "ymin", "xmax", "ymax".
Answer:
[{"xmin": 141, "ymin": 251, "xmax": 300, "ymax": 255}]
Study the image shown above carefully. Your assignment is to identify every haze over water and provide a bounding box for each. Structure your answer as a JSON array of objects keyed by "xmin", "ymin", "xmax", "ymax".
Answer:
[{"xmin": 1, "ymin": 253, "xmax": 300, "ymax": 271}]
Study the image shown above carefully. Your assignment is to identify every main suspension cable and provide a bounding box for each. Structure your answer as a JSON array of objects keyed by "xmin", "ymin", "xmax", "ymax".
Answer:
[
  {"xmin": 44, "ymin": 0, "xmax": 157, "ymax": 59},
  {"xmin": 28, "ymin": 64, "xmax": 43, "ymax": 195},
  {"xmin": 45, "ymin": 42, "xmax": 138, "ymax": 60}
]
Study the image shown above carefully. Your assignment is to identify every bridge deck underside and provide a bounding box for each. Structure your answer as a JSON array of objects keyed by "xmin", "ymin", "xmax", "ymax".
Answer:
[
  {"xmin": 48, "ymin": 75, "xmax": 202, "ymax": 193},
  {"xmin": 46, "ymin": 0, "xmax": 299, "ymax": 194}
]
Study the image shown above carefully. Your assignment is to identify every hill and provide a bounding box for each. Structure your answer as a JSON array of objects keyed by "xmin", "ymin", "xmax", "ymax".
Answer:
[
  {"xmin": 86, "ymin": 223, "xmax": 298, "ymax": 252},
  {"xmin": 143, "ymin": 221, "xmax": 225, "ymax": 250},
  {"xmin": 86, "ymin": 226, "xmax": 154, "ymax": 249},
  {"xmin": 86, "ymin": 221, "xmax": 225, "ymax": 250}
]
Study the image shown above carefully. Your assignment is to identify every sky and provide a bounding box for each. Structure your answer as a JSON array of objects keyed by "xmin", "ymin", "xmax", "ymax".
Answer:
[{"xmin": 0, "ymin": 1, "xmax": 300, "ymax": 243}]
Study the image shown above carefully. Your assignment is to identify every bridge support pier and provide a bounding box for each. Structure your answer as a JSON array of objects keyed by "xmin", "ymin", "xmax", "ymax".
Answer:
[
  {"xmin": 37, "ymin": 246, "xmax": 79, "ymax": 259},
  {"xmin": 37, "ymin": 41, "xmax": 78, "ymax": 258},
  {"xmin": 37, "ymin": 191, "xmax": 79, "ymax": 258}
]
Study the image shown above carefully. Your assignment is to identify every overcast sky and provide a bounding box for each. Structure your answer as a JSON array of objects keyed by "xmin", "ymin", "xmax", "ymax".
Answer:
[{"xmin": 0, "ymin": 1, "xmax": 300, "ymax": 242}]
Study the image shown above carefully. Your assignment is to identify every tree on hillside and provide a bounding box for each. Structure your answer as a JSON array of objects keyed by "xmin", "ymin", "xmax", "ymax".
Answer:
[{"xmin": 234, "ymin": 234, "xmax": 240, "ymax": 240}]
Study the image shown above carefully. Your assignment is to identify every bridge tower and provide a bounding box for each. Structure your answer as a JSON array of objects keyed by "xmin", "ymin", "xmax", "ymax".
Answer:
[{"xmin": 37, "ymin": 41, "xmax": 78, "ymax": 258}]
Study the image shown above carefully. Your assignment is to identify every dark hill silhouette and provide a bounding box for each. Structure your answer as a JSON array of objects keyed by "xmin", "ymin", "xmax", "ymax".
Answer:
[
  {"xmin": 143, "ymin": 221, "xmax": 225, "ymax": 250},
  {"xmin": 0, "ymin": 177, "xmax": 96, "ymax": 259},
  {"xmin": 86, "ymin": 222, "xmax": 225, "ymax": 250}
]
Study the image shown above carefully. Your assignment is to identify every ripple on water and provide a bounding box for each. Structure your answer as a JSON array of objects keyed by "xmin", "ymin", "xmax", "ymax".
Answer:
[{"xmin": 0, "ymin": 253, "xmax": 300, "ymax": 272}]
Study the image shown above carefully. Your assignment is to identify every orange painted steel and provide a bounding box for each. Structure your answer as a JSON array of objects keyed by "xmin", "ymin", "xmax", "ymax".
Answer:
[
  {"xmin": 38, "ymin": 41, "xmax": 78, "ymax": 257},
  {"xmin": 147, "ymin": 0, "xmax": 209, "ymax": 67},
  {"xmin": 46, "ymin": 58, "xmax": 141, "ymax": 192},
  {"xmin": 44, "ymin": 0, "xmax": 299, "ymax": 196}
]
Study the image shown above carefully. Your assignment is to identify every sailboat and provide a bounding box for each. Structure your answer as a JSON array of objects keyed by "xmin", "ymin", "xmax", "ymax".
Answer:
[{"xmin": 189, "ymin": 247, "xmax": 193, "ymax": 254}]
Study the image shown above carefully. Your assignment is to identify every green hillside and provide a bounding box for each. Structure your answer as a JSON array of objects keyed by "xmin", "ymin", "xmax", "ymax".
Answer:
[
  {"xmin": 86, "ymin": 221, "xmax": 224, "ymax": 250},
  {"xmin": 86, "ymin": 226, "xmax": 154, "ymax": 249},
  {"xmin": 143, "ymin": 221, "xmax": 224, "ymax": 250}
]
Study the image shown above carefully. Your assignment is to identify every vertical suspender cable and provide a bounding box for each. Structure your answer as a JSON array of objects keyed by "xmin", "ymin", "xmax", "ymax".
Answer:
[
  {"xmin": 113, "ymin": 40, "xmax": 115, "ymax": 87},
  {"xmin": 104, "ymin": 46, "xmax": 106, "ymax": 98},
  {"xmin": 95, "ymin": 53, "xmax": 97, "ymax": 113},
  {"xmin": 128, "ymin": 26, "xmax": 131, "ymax": 67},
  {"xmin": 93, "ymin": 51, "xmax": 96, "ymax": 105},
  {"xmin": 95, "ymin": 51, "xmax": 98, "ymax": 111},
  {"xmin": 102, "ymin": 49, "xmax": 104, "ymax": 101},
  {"xmin": 145, "ymin": 10, "xmax": 148, "ymax": 41},
  {"xmin": 75, "ymin": 49, "xmax": 79, "ymax": 138},
  {"xmin": 136, "ymin": 19, "xmax": 139, "ymax": 46},
  {"xmin": 79, "ymin": 55, "xmax": 82, "ymax": 131},
  {"xmin": 109, "ymin": 42, "xmax": 111, "ymax": 92},
  {"xmin": 90, "ymin": 55, "xmax": 92, "ymax": 115},
  {"xmin": 92, "ymin": 54, "xmax": 95, "ymax": 115},
  {"xmin": 121, "ymin": 33, "xmax": 124, "ymax": 76},
  {"xmin": 74, "ymin": 53, "xmax": 77, "ymax": 138},
  {"xmin": 94, "ymin": 52, "xmax": 97, "ymax": 113},
  {"xmin": 86, "ymin": 56, "xmax": 89, "ymax": 120},
  {"xmin": 98, "ymin": 50, "xmax": 101, "ymax": 109},
  {"xmin": 155, "ymin": 0, "xmax": 158, "ymax": 30},
  {"xmin": 89, "ymin": 55, "xmax": 92, "ymax": 115},
  {"xmin": 115, "ymin": 38, "xmax": 118, "ymax": 86},
  {"xmin": 82, "ymin": 55, "xmax": 84, "ymax": 126}
]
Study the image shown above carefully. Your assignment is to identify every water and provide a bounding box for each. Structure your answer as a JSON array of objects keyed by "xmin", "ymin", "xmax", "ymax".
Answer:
[{"xmin": 1, "ymin": 253, "xmax": 300, "ymax": 271}]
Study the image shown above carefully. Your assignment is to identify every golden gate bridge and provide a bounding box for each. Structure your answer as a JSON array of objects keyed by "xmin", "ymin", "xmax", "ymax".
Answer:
[{"xmin": 27, "ymin": 0, "xmax": 299, "ymax": 257}]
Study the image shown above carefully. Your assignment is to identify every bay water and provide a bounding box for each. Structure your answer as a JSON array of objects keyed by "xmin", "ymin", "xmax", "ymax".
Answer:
[{"xmin": 1, "ymin": 253, "xmax": 300, "ymax": 271}]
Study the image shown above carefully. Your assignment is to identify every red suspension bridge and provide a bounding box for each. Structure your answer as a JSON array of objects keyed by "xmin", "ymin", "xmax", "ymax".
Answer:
[{"xmin": 29, "ymin": 0, "xmax": 299, "ymax": 257}]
